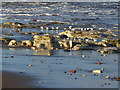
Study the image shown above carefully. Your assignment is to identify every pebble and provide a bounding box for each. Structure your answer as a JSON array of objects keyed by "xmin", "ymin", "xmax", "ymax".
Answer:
[
  {"xmin": 8, "ymin": 33, "xmax": 13, "ymax": 36},
  {"xmin": 40, "ymin": 60, "xmax": 42, "ymax": 62},
  {"xmin": 16, "ymin": 30, "xmax": 19, "ymax": 32},
  {"xmin": 3, "ymin": 56, "xmax": 8, "ymax": 58},
  {"xmin": 35, "ymin": 50, "xmax": 38, "ymax": 52},
  {"xmin": 113, "ymin": 76, "xmax": 116, "ymax": 79},
  {"xmin": 82, "ymin": 75, "xmax": 86, "ymax": 77},
  {"xmin": 69, "ymin": 73, "xmax": 72, "ymax": 75},
  {"xmin": 101, "ymin": 68, "xmax": 104, "ymax": 71},
  {"xmin": 105, "ymin": 76, "xmax": 110, "ymax": 79},
  {"xmin": 32, "ymin": 20, "xmax": 36, "ymax": 21},
  {"xmin": 75, "ymin": 78, "xmax": 77, "ymax": 79},
  {"xmin": 71, "ymin": 70, "xmax": 76, "ymax": 73},
  {"xmin": 98, "ymin": 62, "xmax": 102, "ymax": 65},
  {"xmin": 54, "ymin": 62, "xmax": 57, "ymax": 65},
  {"xmin": 104, "ymin": 54, "xmax": 107, "ymax": 57},
  {"xmin": 28, "ymin": 64, "xmax": 32, "ymax": 67},
  {"xmin": 38, "ymin": 81, "xmax": 42, "ymax": 84},
  {"xmin": 11, "ymin": 56, "xmax": 14, "ymax": 58},
  {"xmin": 78, "ymin": 68, "xmax": 82, "ymax": 70},
  {"xmin": 64, "ymin": 71, "xmax": 67, "ymax": 73},
  {"xmin": 92, "ymin": 70, "xmax": 101, "ymax": 74},
  {"xmin": 82, "ymin": 55, "xmax": 86, "ymax": 58},
  {"xmin": 116, "ymin": 77, "xmax": 120, "ymax": 81},
  {"xmin": 20, "ymin": 72, "xmax": 24, "ymax": 74},
  {"xmin": 48, "ymin": 53, "xmax": 51, "ymax": 56}
]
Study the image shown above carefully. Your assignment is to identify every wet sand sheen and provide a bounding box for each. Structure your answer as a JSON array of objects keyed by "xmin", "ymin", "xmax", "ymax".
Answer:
[{"xmin": 2, "ymin": 71, "xmax": 40, "ymax": 88}]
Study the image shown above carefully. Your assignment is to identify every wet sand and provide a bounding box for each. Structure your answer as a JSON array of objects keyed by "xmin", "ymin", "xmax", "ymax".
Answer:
[{"xmin": 2, "ymin": 71, "xmax": 39, "ymax": 88}]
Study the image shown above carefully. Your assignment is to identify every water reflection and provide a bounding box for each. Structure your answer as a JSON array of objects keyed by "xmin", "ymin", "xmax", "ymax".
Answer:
[{"xmin": 33, "ymin": 50, "xmax": 55, "ymax": 56}]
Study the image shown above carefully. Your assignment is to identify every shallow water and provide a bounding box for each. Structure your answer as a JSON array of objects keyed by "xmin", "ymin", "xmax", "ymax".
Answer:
[
  {"xmin": 1, "ymin": 2, "xmax": 119, "ymax": 88},
  {"xmin": 2, "ymin": 47, "xmax": 119, "ymax": 88}
]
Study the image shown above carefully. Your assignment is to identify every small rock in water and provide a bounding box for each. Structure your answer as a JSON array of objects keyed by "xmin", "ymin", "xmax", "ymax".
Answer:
[
  {"xmin": 20, "ymin": 72, "xmax": 24, "ymax": 74},
  {"xmin": 35, "ymin": 50, "xmax": 38, "ymax": 52},
  {"xmin": 78, "ymin": 68, "xmax": 82, "ymax": 70},
  {"xmin": 32, "ymin": 19, "xmax": 36, "ymax": 21},
  {"xmin": 40, "ymin": 60, "xmax": 42, "ymax": 62},
  {"xmin": 104, "ymin": 54, "xmax": 107, "ymax": 57},
  {"xmin": 113, "ymin": 76, "xmax": 116, "ymax": 79},
  {"xmin": 64, "ymin": 71, "xmax": 67, "ymax": 73},
  {"xmin": 71, "ymin": 70, "xmax": 76, "ymax": 73},
  {"xmin": 98, "ymin": 62, "xmax": 102, "ymax": 65},
  {"xmin": 16, "ymin": 30, "xmax": 19, "ymax": 32},
  {"xmin": 31, "ymin": 47, "xmax": 36, "ymax": 50},
  {"xmin": 92, "ymin": 70, "xmax": 102, "ymax": 74},
  {"xmin": 28, "ymin": 65, "xmax": 32, "ymax": 67},
  {"xmin": 82, "ymin": 55, "xmax": 86, "ymax": 58},
  {"xmin": 101, "ymin": 68, "xmax": 104, "ymax": 71},
  {"xmin": 106, "ymin": 76, "xmax": 110, "ymax": 79},
  {"xmin": 38, "ymin": 81, "xmax": 43, "ymax": 84},
  {"xmin": 116, "ymin": 77, "xmax": 120, "ymax": 81},
  {"xmin": 69, "ymin": 73, "xmax": 72, "ymax": 75},
  {"xmin": 82, "ymin": 75, "xmax": 86, "ymax": 77},
  {"xmin": 75, "ymin": 78, "xmax": 77, "ymax": 79},
  {"xmin": 48, "ymin": 53, "xmax": 51, "ymax": 56},
  {"xmin": 3, "ymin": 56, "xmax": 8, "ymax": 58},
  {"xmin": 11, "ymin": 56, "xmax": 14, "ymax": 58}
]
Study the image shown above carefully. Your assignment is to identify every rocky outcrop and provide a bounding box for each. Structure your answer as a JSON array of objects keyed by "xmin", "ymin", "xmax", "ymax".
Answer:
[
  {"xmin": 21, "ymin": 40, "xmax": 33, "ymax": 47},
  {"xmin": 72, "ymin": 44, "xmax": 94, "ymax": 50},
  {"xmin": 7, "ymin": 39, "xmax": 33, "ymax": 47},
  {"xmin": 97, "ymin": 47, "xmax": 120, "ymax": 53},
  {"xmin": 116, "ymin": 42, "xmax": 120, "ymax": 48},
  {"xmin": 0, "ymin": 36, "xmax": 12, "ymax": 45},
  {"xmin": 33, "ymin": 34, "xmax": 60, "ymax": 50},
  {"xmin": 8, "ymin": 40, "xmax": 21, "ymax": 47}
]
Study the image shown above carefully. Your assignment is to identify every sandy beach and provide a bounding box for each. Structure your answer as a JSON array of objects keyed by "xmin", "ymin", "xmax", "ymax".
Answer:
[{"xmin": 2, "ymin": 71, "xmax": 39, "ymax": 88}]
